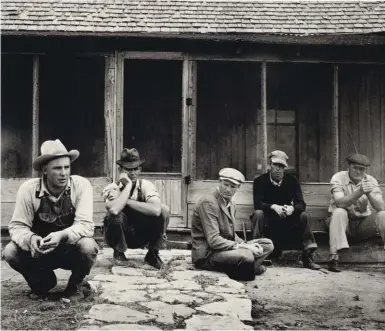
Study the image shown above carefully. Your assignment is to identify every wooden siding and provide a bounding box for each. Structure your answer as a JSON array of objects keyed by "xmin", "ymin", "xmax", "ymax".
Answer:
[
  {"xmin": 187, "ymin": 180, "xmax": 385, "ymax": 232},
  {"xmin": 339, "ymin": 64, "xmax": 385, "ymax": 183},
  {"xmin": 1, "ymin": 176, "xmax": 185, "ymax": 229}
]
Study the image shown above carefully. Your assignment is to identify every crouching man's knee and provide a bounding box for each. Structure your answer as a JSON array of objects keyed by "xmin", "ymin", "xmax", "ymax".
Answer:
[
  {"xmin": 104, "ymin": 211, "xmax": 126, "ymax": 225},
  {"xmin": 251, "ymin": 210, "xmax": 264, "ymax": 223},
  {"xmin": 2, "ymin": 241, "xmax": 21, "ymax": 265},
  {"xmin": 76, "ymin": 237, "xmax": 99, "ymax": 263}
]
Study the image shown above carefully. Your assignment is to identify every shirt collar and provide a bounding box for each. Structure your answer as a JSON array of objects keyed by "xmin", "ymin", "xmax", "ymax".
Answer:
[
  {"xmin": 270, "ymin": 172, "xmax": 283, "ymax": 187},
  {"xmin": 38, "ymin": 176, "xmax": 71, "ymax": 198}
]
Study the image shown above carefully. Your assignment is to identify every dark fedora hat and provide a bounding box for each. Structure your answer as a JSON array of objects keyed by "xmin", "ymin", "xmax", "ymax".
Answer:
[{"xmin": 116, "ymin": 148, "xmax": 145, "ymax": 169}]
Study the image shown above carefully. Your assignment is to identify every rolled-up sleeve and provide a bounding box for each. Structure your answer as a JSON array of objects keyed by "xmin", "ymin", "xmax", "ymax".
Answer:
[
  {"xmin": 197, "ymin": 199, "xmax": 235, "ymax": 251},
  {"xmin": 63, "ymin": 177, "xmax": 94, "ymax": 243},
  {"xmin": 330, "ymin": 175, "xmax": 344, "ymax": 194},
  {"xmin": 8, "ymin": 182, "xmax": 35, "ymax": 251}
]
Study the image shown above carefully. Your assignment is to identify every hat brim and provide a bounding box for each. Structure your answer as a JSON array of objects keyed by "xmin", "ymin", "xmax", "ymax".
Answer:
[
  {"xmin": 270, "ymin": 157, "xmax": 288, "ymax": 168},
  {"xmin": 33, "ymin": 150, "xmax": 79, "ymax": 171},
  {"xmin": 219, "ymin": 176, "xmax": 242, "ymax": 185},
  {"xmin": 116, "ymin": 159, "xmax": 145, "ymax": 169}
]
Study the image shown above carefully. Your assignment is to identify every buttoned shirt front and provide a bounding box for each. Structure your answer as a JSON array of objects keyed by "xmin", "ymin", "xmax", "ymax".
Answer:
[
  {"xmin": 329, "ymin": 170, "xmax": 382, "ymax": 217},
  {"xmin": 9, "ymin": 175, "xmax": 94, "ymax": 251}
]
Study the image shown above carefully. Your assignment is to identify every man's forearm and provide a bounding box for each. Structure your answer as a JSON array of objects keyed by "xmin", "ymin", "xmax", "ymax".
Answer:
[
  {"xmin": 126, "ymin": 199, "xmax": 161, "ymax": 216},
  {"xmin": 106, "ymin": 186, "xmax": 131, "ymax": 215},
  {"xmin": 367, "ymin": 193, "xmax": 385, "ymax": 211},
  {"xmin": 335, "ymin": 189, "xmax": 364, "ymax": 208}
]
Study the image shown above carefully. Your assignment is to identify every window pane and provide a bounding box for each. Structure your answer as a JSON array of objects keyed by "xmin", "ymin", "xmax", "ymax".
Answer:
[
  {"xmin": 123, "ymin": 60, "xmax": 182, "ymax": 173},
  {"xmin": 1, "ymin": 55, "xmax": 33, "ymax": 178},
  {"xmin": 39, "ymin": 55, "xmax": 105, "ymax": 177},
  {"xmin": 196, "ymin": 61, "xmax": 261, "ymax": 180}
]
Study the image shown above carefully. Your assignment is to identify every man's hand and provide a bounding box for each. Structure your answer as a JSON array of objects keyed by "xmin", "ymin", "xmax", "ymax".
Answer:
[
  {"xmin": 40, "ymin": 232, "xmax": 65, "ymax": 254},
  {"xmin": 361, "ymin": 178, "xmax": 375, "ymax": 194},
  {"xmin": 119, "ymin": 173, "xmax": 132, "ymax": 190},
  {"xmin": 283, "ymin": 205, "xmax": 294, "ymax": 216},
  {"xmin": 30, "ymin": 235, "xmax": 44, "ymax": 258},
  {"xmin": 271, "ymin": 204, "xmax": 286, "ymax": 218}
]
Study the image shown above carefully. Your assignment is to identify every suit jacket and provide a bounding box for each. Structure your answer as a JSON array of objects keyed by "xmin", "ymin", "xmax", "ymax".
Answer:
[{"xmin": 191, "ymin": 189, "xmax": 244, "ymax": 264}]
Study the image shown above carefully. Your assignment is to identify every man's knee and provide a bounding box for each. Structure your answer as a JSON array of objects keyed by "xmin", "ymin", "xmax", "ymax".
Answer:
[
  {"xmin": 75, "ymin": 237, "xmax": 99, "ymax": 261},
  {"xmin": 299, "ymin": 211, "xmax": 310, "ymax": 223},
  {"xmin": 2, "ymin": 241, "xmax": 22, "ymax": 264},
  {"xmin": 331, "ymin": 208, "xmax": 348, "ymax": 223},
  {"xmin": 105, "ymin": 212, "xmax": 126, "ymax": 225},
  {"xmin": 259, "ymin": 238, "xmax": 274, "ymax": 254}
]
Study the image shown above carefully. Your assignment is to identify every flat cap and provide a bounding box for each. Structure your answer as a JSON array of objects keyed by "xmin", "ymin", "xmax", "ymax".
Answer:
[
  {"xmin": 219, "ymin": 168, "xmax": 245, "ymax": 185},
  {"xmin": 346, "ymin": 153, "xmax": 370, "ymax": 167},
  {"xmin": 268, "ymin": 150, "xmax": 289, "ymax": 168}
]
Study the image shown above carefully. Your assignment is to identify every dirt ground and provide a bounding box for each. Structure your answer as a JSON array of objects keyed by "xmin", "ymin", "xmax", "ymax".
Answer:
[
  {"xmin": 1, "ymin": 257, "xmax": 385, "ymax": 330},
  {"xmin": 245, "ymin": 264, "xmax": 385, "ymax": 330}
]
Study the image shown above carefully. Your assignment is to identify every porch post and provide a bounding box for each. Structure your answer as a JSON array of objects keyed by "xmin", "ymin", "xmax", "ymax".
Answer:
[
  {"xmin": 104, "ymin": 54, "xmax": 117, "ymax": 180},
  {"xmin": 115, "ymin": 52, "xmax": 125, "ymax": 182},
  {"xmin": 332, "ymin": 64, "xmax": 339, "ymax": 172},
  {"xmin": 261, "ymin": 61, "xmax": 268, "ymax": 172},
  {"xmin": 32, "ymin": 55, "xmax": 40, "ymax": 177}
]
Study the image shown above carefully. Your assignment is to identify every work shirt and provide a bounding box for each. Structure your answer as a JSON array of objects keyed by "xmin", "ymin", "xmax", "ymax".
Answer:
[
  {"xmin": 9, "ymin": 175, "xmax": 94, "ymax": 251},
  {"xmin": 329, "ymin": 170, "xmax": 382, "ymax": 217},
  {"xmin": 103, "ymin": 178, "xmax": 160, "ymax": 202}
]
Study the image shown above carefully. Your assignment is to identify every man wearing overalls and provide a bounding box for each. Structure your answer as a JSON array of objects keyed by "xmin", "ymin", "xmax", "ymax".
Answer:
[
  {"xmin": 2, "ymin": 140, "xmax": 99, "ymax": 300},
  {"xmin": 103, "ymin": 148, "xmax": 170, "ymax": 269}
]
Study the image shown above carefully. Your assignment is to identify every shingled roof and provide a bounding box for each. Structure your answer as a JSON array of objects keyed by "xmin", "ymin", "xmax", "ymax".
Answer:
[{"xmin": 2, "ymin": 0, "xmax": 385, "ymax": 37}]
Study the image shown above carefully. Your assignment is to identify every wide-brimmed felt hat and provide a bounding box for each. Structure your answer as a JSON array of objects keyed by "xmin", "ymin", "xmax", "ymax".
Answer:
[
  {"xmin": 116, "ymin": 148, "xmax": 145, "ymax": 169},
  {"xmin": 33, "ymin": 139, "xmax": 79, "ymax": 171}
]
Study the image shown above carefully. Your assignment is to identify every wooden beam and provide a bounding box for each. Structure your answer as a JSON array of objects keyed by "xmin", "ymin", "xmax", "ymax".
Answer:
[
  {"xmin": 188, "ymin": 60, "xmax": 197, "ymax": 181},
  {"xmin": 32, "ymin": 55, "xmax": 39, "ymax": 177},
  {"xmin": 120, "ymin": 52, "xmax": 184, "ymax": 60},
  {"xmin": 261, "ymin": 62, "xmax": 268, "ymax": 173},
  {"xmin": 332, "ymin": 64, "xmax": 339, "ymax": 173},
  {"xmin": 115, "ymin": 52, "xmax": 124, "ymax": 182},
  {"xmin": 104, "ymin": 55, "xmax": 117, "ymax": 180}
]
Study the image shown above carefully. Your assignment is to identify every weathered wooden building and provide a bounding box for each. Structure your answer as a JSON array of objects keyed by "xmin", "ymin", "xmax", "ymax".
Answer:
[{"xmin": 2, "ymin": 0, "xmax": 385, "ymax": 233}]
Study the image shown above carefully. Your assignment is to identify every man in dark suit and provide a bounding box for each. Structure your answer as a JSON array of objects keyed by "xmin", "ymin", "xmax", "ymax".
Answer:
[
  {"xmin": 250, "ymin": 150, "xmax": 320, "ymax": 270},
  {"xmin": 191, "ymin": 168, "xmax": 274, "ymax": 281}
]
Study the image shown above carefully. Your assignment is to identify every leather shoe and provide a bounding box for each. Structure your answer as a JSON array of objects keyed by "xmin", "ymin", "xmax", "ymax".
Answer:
[
  {"xmin": 255, "ymin": 265, "xmax": 267, "ymax": 276},
  {"xmin": 145, "ymin": 249, "xmax": 164, "ymax": 269},
  {"xmin": 113, "ymin": 250, "xmax": 128, "ymax": 266},
  {"xmin": 328, "ymin": 260, "xmax": 341, "ymax": 272},
  {"xmin": 302, "ymin": 252, "xmax": 321, "ymax": 270}
]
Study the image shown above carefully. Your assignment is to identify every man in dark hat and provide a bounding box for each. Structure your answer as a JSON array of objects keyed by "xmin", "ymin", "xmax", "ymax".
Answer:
[
  {"xmin": 327, "ymin": 153, "xmax": 385, "ymax": 272},
  {"xmin": 250, "ymin": 150, "xmax": 320, "ymax": 270},
  {"xmin": 2, "ymin": 139, "xmax": 98, "ymax": 300},
  {"xmin": 192, "ymin": 167, "xmax": 274, "ymax": 281},
  {"xmin": 103, "ymin": 148, "xmax": 170, "ymax": 269}
]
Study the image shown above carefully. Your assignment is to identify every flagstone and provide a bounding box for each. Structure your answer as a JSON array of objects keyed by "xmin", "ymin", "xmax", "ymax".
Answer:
[{"xmin": 86, "ymin": 304, "xmax": 155, "ymax": 323}]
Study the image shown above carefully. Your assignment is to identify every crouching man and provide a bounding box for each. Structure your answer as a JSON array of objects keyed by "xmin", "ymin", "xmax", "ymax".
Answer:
[
  {"xmin": 2, "ymin": 140, "xmax": 99, "ymax": 300},
  {"xmin": 103, "ymin": 148, "xmax": 170, "ymax": 269},
  {"xmin": 191, "ymin": 168, "xmax": 274, "ymax": 281},
  {"xmin": 327, "ymin": 153, "xmax": 385, "ymax": 272}
]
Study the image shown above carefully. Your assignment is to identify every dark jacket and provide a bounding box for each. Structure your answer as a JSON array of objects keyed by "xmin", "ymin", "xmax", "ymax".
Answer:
[{"xmin": 191, "ymin": 189, "xmax": 243, "ymax": 264}]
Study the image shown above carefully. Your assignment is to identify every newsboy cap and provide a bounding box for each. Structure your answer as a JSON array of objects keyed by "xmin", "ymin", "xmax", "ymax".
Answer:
[
  {"xmin": 268, "ymin": 150, "xmax": 289, "ymax": 168},
  {"xmin": 219, "ymin": 168, "xmax": 245, "ymax": 185},
  {"xmin": 346, "ymin": 153, "xmax": 370, "ymax": 167}
]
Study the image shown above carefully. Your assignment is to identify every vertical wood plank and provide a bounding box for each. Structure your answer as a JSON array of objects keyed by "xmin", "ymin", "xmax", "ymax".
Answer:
[
  {"xmin": 182, "ymin": 59, "xmax": 190, "ymax": 226},
  {"xmin": 104, "ymin": 55, "xmax": 116, "ymax": 180},
  {"xmin": 332, "ymin": 64, "xmax": 339, "ymax": 174},
  {"xmin": 381, "ymin": 67, "xmax": 385, "ymax": 183},
  {"xmin": 32, "ymin": 55, "xmax": 40, "ymax": 177},
  {"xmin": 188, "ymin": 61, "xmax": 197, "ymax": 181},
  {"xmin": 261, "ymin": 62, "xmax": 268, "ymax": 173},
  {"xmin": 115, "ymin": 52, "xmax": 124, "ymax": 182}
]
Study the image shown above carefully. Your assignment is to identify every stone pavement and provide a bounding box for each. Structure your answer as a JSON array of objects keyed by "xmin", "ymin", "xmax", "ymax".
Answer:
[{"xmin": 79, "ymin": 248, "xmax": 253, "ymax": 330}]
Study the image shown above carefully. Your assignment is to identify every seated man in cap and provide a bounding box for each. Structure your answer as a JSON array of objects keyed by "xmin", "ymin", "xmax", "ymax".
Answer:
[
  {"xmin": 327, "ymin": 153, "xmax": 385, "ymax": 272},
  {"xmin": 103, "ymin": 148, "xmax": 169, "ymax": 269},
  {"xmin": 191, "ymin": 168, "xmax": 274, "ymax": 281},
  {"xmin": 2, "ymin": 140, "xmax": 98, "ymax": 300},
  {"xmin": 251, "ymin": 150, "xmax": 320, "ymax": 270}
]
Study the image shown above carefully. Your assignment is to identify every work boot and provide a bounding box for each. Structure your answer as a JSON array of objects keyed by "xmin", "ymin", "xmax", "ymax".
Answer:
[
  {"xmin": 145, "ymin": 249, "xmax": 164, "ymax": 269},
  {"xmin": 113, "ymin": 250, "xmax": 128, "ymax": 266},
  {"xmin": 302, "ymin": 251, "xmax": 321, "ymax": 270},
  {"xmin": 255, "ymin": 265, "xmax": 267, "ymax": 276},
  {"xmin": 328, "ymin": 259, "xmax": 341, "ymax": 272}
]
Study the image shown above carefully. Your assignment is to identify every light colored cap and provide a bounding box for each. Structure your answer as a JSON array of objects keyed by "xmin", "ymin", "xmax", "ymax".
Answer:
[
  {"xmin": 32, "ymin": 139, "xmax": 79, "ymax": 171},
  {"xmin": 219, "ymin": 168, "xmax": 245, "ymax": 185},
  {"xmin": 268, "ymin": 150, "xmax": 289, "ymax": 168}
]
